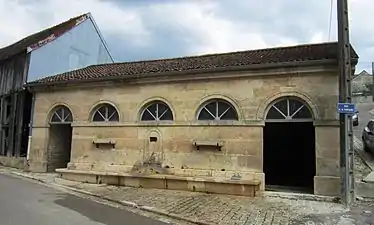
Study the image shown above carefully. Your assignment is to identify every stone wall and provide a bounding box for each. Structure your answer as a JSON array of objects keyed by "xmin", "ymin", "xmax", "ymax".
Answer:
[
  {"xmin": 0, "ymin": 156, "xmax": 25, "ymax": 169},
  {"xmin": 28, "ymin": 70, "xmax": 341, "ymax": 195}
]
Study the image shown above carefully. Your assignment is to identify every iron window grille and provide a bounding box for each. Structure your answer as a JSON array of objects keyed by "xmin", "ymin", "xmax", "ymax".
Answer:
[
  {"xmin": 92, "ymin": 104, "xmax": 119, "ymax": 122},
  {"xmin": 197, "ymin": 99, "xmax": 238, "ymax": 121},
  {"xmin": 50, "ymin": 106, "xmax": 73, "ymax": 123},
  {"xmin": 266, "ymin": 98, "xmax": 312, "ymax": 120},
  {"xmin": 140, "ymin": 101, "xmax": 173, "ymax": 121}
]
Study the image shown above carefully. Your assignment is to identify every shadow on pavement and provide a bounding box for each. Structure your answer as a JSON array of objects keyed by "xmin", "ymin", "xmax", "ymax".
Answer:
[{"xmin": 54, "ymin": 195, "xmax": 168, "ymax": 225}]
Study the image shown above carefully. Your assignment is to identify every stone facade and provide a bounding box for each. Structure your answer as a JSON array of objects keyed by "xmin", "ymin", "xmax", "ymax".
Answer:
[
  {"xmin": 0, "ymin": 156, "xmax": 26, "ymax": 169},
  {"xmin": 28, "ymin": 65, "xmax": 341, "ymax": 196},
  {"xmin": 352, "ymin": 70, "xmax": 372, "ymax": 94}
]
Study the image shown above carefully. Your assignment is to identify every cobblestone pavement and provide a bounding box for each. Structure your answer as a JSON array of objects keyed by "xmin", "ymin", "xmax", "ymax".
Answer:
[
  {"xmin": 1, "ymin": 165, "xmax": 374, "ymax": 225},
  {"xmin": 43, "ymin": 180, "xmax": 374, "ymax": 225},
  {"xmin": 2, "ymin": 172, "xmax": 373, "ymax": 224}
]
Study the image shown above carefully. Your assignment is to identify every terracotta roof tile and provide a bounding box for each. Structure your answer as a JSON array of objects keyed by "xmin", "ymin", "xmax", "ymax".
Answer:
[{"xmin": 29, "ymin": 42, "xmax": 359, "ymax": 86}]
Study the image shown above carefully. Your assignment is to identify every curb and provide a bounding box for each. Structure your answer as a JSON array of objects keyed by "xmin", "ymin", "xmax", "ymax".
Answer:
[
  {"xmin": 10, "ymin": 172, "xmax": 47, "ymax": 184},
  {"xmin": 9, "ymin": 171, "xmax": 211, "ymax": 225}
]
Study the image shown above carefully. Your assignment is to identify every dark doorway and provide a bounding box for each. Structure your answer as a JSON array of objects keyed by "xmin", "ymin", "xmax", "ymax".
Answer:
[
  {"xmin": 263, "ymin": 97, "xmax": 316, "ymax": 193},
  {"xmin": 47, "ymin": 124, "xmax": 72, "ymax": 172},
  {"xmin": 263, "ymin": 122, "xmax": 315, "ymax": 192},
  {"xmin": 47, "ymin": 105, "xmax": 73, "ymax": 172},
  {"xmin": 20, "ymin": 90, "xmax": 33, "ymax": 157}
]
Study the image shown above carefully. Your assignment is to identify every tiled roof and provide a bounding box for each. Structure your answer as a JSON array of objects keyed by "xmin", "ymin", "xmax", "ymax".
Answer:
[
  {"xmin": 0, "ymin": 13, "xmax": 89, "ymax": 62},
  {"xmin": 28, "ymin": 42, "xmax": 359, "ymax": 86}
]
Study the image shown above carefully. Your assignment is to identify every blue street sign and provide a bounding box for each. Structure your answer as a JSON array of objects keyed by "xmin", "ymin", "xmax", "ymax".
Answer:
[{"xmin": 337, "ymin": 103, "xmax": 356, "ymax": 114}]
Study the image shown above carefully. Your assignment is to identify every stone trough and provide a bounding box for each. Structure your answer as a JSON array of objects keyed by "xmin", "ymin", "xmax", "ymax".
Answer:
[{"xmin": 56, "ymin": 168, "xmax": 262, "ymax": 197}]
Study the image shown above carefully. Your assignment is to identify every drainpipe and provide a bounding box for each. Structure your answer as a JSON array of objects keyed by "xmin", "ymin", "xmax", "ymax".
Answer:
[{"xmin": 26, "ymin": 94, "xmax": 36, "ymax": 161}]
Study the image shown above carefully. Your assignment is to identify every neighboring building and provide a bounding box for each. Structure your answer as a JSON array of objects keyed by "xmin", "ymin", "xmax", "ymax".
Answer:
[
  {"xmin": 26, "ymin": 42, "xmax": 359, "ymax": 197},
  {"xmin": 0, "ymin": 13, "xmax": 113, "ymax": 167},
  {"xmin": 352, "ymin": 70, "xmax": 372, "ymax": 95}
]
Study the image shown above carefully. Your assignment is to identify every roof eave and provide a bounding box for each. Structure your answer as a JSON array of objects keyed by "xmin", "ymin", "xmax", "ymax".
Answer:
[{"xmin": 26, "ymin": 58, "xmax": 341, "ymax": 89}]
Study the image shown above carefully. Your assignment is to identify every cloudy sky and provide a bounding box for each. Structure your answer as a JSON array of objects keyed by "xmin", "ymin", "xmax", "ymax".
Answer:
[{"xmin": 0, "ymin": 0, "xmax": 372, "ymax": 72}]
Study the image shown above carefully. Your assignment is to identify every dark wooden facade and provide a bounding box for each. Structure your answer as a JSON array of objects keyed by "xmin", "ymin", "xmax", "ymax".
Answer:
[
  {"xmin": 0, "ymin": 14, "xmax": 89, "ymax": 160},
  {"xmin": 0, "ymin": 52, "xmax": 32, "ymax": 157}
]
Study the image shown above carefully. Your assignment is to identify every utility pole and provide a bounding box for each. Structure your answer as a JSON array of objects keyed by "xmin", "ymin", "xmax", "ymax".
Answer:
[{"xmin": 337, "ymin": 0, "xmax": 355, "ymax": 206}]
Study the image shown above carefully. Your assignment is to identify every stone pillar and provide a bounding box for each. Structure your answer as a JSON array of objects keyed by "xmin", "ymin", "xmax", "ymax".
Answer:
[
  {"xmin": 314, "ymin": 124, "xmax": 340, "ymax": 196},
  {"xmin": 28, "ymin": 127, "xmax": 49, "ymax": 172}
]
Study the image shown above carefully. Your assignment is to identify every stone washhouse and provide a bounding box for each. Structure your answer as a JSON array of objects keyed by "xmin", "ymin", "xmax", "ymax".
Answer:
[{"xmin": 25, "ymin": 42, "xmax": 359, "ymax": 197}]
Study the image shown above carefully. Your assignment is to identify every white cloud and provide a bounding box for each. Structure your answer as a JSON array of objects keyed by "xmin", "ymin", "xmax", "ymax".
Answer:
[
  {"xmin": 0, "ymin": 1, "xmax": 42, "ymax": 46},
  {"xmin": 0, "ymin": 0, "xmax": 150, "ymax": 48},
  {"xmin": 147, "ymin": 1, "xmax": 268, "ymax": 55}
]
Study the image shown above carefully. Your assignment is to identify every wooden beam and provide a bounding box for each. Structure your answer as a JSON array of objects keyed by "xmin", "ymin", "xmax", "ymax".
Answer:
[
  {"xmin": 7, "ymin": 93, "xmax": 17, "ymax": 157},
  {"xmin": 0, "ymin": 96, "xmax": 4, "ymax": 156},
  {"xmin": 15, "ymin": 91, "xmax": 25, "ymax": 157}
]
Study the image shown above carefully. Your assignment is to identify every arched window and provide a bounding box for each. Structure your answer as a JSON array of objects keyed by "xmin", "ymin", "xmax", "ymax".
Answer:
[
  {"xmin": 50, "ymin": 105, "xmax": 73, "ymax": 124},
  {"xmin": 266, "ymin": 97, "xmax": 313, "ymax": 120},
  {"xmin": 140, "ymin": 101, "xmax": 173, "ymax": 121},
  {"xmin": 91, "ymin": 103, "xmax": 119, "ymax": 122},
  {"xmin": 197, "ymin": 99, "xmax": 238, "ymax": 121}
]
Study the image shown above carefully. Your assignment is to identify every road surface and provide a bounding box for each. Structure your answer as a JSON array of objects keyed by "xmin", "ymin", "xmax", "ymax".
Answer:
[
  {"xmin": 0, "ymin": 173, "xmax": 168, "ymax": 225},
  {"xmin": 353, "ymin": 97, "xmax": 374, "ymax": 167},
  {"xmin": 354, "ymin": 97, "xmax": 374, "ymax": 138}
]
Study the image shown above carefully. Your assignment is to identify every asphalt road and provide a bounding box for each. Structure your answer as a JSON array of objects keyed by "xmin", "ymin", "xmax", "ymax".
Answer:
[
  {"xmin": 0, "ymin": 173, "xmax": 168, "ymax": 225},
  {"xmin": 354, "ymin": 98, "xmax": 374, "ymax": 138}
]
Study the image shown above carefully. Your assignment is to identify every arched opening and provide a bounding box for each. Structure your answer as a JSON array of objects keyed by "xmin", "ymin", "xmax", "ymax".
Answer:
[
  {"xmin": 197, "ymin": 99, "xmax": 238, "ymax": 121},
  {"xmin": 47, "ymin": 105, "xmax": 73, "ymax": 172},
  {"xmin": 91, "ymin": 103, "xmax": 120, "ymax": 122},
  {"xmin": 140, "ymin": 100, "xmax": 174, "ymax": 121},
  {"xmin": 263, "ymin": 97, "xmax": 316, "ymax": 193}
]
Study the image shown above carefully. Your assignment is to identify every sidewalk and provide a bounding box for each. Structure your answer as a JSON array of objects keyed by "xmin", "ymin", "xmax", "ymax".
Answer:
[
  {"xmin": 353, "ymin": 136, "xmax": 374, "ymax": 172},
  {"xmin": 1, "ymin": 167, "xmax": 374, "ymax": 225}
]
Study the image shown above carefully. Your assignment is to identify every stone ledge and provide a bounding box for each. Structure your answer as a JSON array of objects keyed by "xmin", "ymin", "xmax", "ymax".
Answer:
[
  {"xmin": 68, "ymin": 120, "xmax": 265, "ymax": 127},
  {"xmin": 313, "ymin": 120, "xmax": 339, "ymax": 127},
  {"xmin": 56, "ymin": 168, "xmax": 261, "ymax": 197},
  {"xmin": 264, "ymin": 191, "xmax": 340, "ymax": 203}
]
